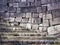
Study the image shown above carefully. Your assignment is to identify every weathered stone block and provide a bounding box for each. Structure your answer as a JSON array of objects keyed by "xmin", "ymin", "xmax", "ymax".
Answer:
[
  {"xmin": 32, "ymin": 24, "xmax": 38, "ymax": 29},
  {"xmin": 22, "ymin": 13, "xmax": 26, "ymax": 17},
  {"xmin": 32, "ymin": 13, "xmax": 39, "ymax": 18},
  {"xmin": 39, "ymin": 27, "xmax": 43, "ymax": 32},
  {"xmin": 31, "ymin": 18, "xmax": 41, "ymax": 24},
  {"xmin": 46, "ymin": 14, "xmax": 52, "ymax": 19},
  {"xmin": 13, "ymin": 3, "xmax": 19, "ymax": 7},
  {"xmin": 28, "ymin": 18, "xmax": 32, "ymax": 23},
  {"xmin": 18, "ymin": 2, "xmax": 27, "ymax": 7},
  {"xmin": 20, "ymin": 23, "xmax": 26, "ymax": 28},
  {"xmin": 37, "ymin": 7, "xmax": 42, "ymax": 13},
  {"xmin": 43, "ymin": 19, "xmax": 49, "ymax": 26},
  {"xmin": 13, "ymin": 0, "xmax": 21, "ymax": 2},
  {"xmin": 48, "ymin": 25, "xmax": 60, "ymax": 35},
  {"xmin": 39, "ymin": 13, "xmax": 43, "ymax": 18},
  {"xmin": 9, "ymin": 3, "xmax": 13, "ymax": 7},
  {"xmin": 26, "ymin": 23, "xmax": 31, "ymax": 29},
  {"xmin": 26, "ymin": 13, "xmax": 31, "ymax": 18},
  {"xmin": 50, "ymin": 18, "xmax": 60, "ymax": 26},
  {"xmin": 5, "ymin": 12, "xmax": 9, "ymax": 17},
  {"xmin": 16, "ymin": 8, "xmax": 21, "ymax": 13},
  {"xmin": 10, "ymin": 13, "xmax": 14, "ymax": 17},
  {"xmin": 9, "ymin": 17, "xmax": 15, "ymax": 22},
  {"xmin": 15, "ymin": 17, "xmax": 22, "ymax": 22},
  {"xmin": 28, "ymin": 0, "xmax": 34, "ymax": 2},
  {"xmin": 8, "ymin": 7, "xmax": 16, "ymax": 12}
]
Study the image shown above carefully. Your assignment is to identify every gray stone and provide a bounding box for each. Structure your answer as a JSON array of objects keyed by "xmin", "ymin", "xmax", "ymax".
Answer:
[
  {"xmin": 47, "ymin": 3, "xmax": 60, "ymax": 10},
  {"xmin": 41, "ymin": 0, "xmax": 49, "ymax": 4},
  {"xmin": 43, "ymin": 19, "xmax": 49, "ymax": 26},
  {"xmin": 32, "ymin": 24, "xmax": 38, "ymax": 29},
  {"xmin": 8, "ymin": 7, "xmax": 16, "ymax": 12},
  {"xmin": 31, "ymin": 18, "xmax": 41, "ymax": 24},
  {"xmin": 37, "ymin": 7, "xmax": 42, "ymax": 13},
  {"xmin": 28, "ymin": 0, "xmax": 34, "ymax": 2},
  {"xmin": 15, "ymin": 17, "xmax": 22, "ymax": 22},
  {"xmin": 28, "ymin": 18, "xmax": 32, "ymax": 23},
  {"xmin": 18, "ymin": 2, "xmax": 27, "ymax": 7},
  {"xmin": 52, "ymin": 10, "xmax": 60, "ymax": 18},
  {"xmin": 9, "ymin": 3, "xmax": 13, "ymax": 7},
  {"xmin": 20, "ymin": 23, "xmax": 26, "ymax": 28},
  {"xmin": 39, "ymin": 13, "xmax": 43, "ymax": 18},
  {"xmin": 35, "ymin": 0, "xmax": 41, "ymax": 6},
  {"xmin": 13, "ymin": 3, "xmax": 19, "ymax": 7},
  {"xmin": 0, "ymin": 4, "xmax": 7, "ymax": 12},
  {"xmin": 48, "ymin": 25, "xmax": 60, "ymax": 35},
  {"xmin": 32, "ymin": 13, "xmax": 39, "ymax": 18},
  {"xmin": 46, "ymin": 14, "xmax": 52, "ymax": 19},
  {"xmin": 50, "ymin": 18, "xmax": 60, "ymax": 26},
  {"xmin": 22, "ymin": 13, "xmax": 26, "ymax": 17},
  {"xmin": 26, "ymin": 13, "xmax": 31, "ymax": 18},
  {"xmin": 13, "ymin": 0, "xmax": 21, "ymax": 2},
  {"xmin": 16, "ymin": 8, "xmax": 21, "ymax": 13},
  {"xmin": 21, "ymin": 0, "xmax": 26, "ymax": 2},
  {"xmin": 10, "ymin": 13, "xmax": 14, "ymax": 17},
  {"xmin": 39, "ymin": 27, "xmax": 43, "ymax": 32}
]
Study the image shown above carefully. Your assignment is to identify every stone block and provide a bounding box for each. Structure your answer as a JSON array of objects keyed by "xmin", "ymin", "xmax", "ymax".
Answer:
[
  {"xmin": 43, "ymin": 19, "xmax": 49, "ymax": 26},
  {"xmin": 39, "ymin": 27, "xmax": 43, "ymax": 32},
  {"xmin": 18, "ymin": 2, "xmax": 27, "ymax": 7},
  {"xmin": 13, "ymin": 3, "xmax": 19, "ymax": 7},
  {"xmin": 27, "ymin": 2, "xmax": 35, "ymax": 7},
  {"xmin": 9, "ymin": 3, "xmax": 13, "ymax": 7},
  {"xmin": 15, "ymin": 17, "xmax": 22, "ymax": 22},
  {"xmin": 48, "ymin": 25, "xmax": 60, "ymax": 35},
  {"xmin": 8, "ymin": 7, "xmax": 16, "ymax": 12},
  {"xmin": 22, "ymin": 13, "xmax": 26, "ymax": 17},
  {"xmin": 25, "ymin": 18, "xmax": 29, "ymax": 23},
  {"xmin": 21, "ymin": 0, "xmax": 26, "ymax": 2},
  {"xmin": 28, "ymin": 0, "xmax": 34, "ymax": 2},
  {"xmin": 50, "ymin": 18, "xmax": 60, "ymax": 26},
  {"xmin": 16, "ymin": 8, "xmax": 21, "ymax": 13},
  {"xmin": 0, "ymin": 4, "xmax": 7, "ymax": 12},
  {"xmin": 9, "ymin": 17, "xmax": 15, "ymax": 22},
  {"xmin": 7, "ymin": 0, "xmax": 13, "ymax": 3},
  {"xmin": 31, "ymin": 18, "xmax": 41, "ymax": 24},
  {"xmin": 10, "ymin": 13, "xmax": 14, "ymax": 17},
  {"xmin": 35, "ymin": 0, "xmax": 41, "ymax": 6},
  {"xmin": 32, "ymin": 24, "xmax": 38, "ymax": 29},
  {"xmin": 51, "ymin": 10, "xmax": 60, "ymax": 18},
  {"xmin": 48, "ymin": 26, "xmax": 56, "ymax": 35},
  {"xmin": 32, "ymin": 13, "xmax": 39, "ymax": 18},
  {"xmin": 28, "ymin": 18, "xmax": 32, "ymax": 23},
  {"xmin": 5, "ymin": 12, "xmax": 9, "ymax": 17},
  {"xmin": 46, "ymin": 14, "xmax": 52, "ymax": 19},
  {"xmin": 21, "ymin": 18, "xmax": 28, "ymax": 23},
  {"xmin": 43, "ymin": 27, "xmax": 47, "ymax": 32},
  {"xmin": 39, "ymin": 24, "xmax": 43, "ymax": 27},
  {"xmin": 26, "ymin": 13, "xmax": 31, "ymax": 18},
  {"xmin": 47, "ymin": 3, "xmax": 60, "ymax": 10},
  {"xmin": 43, "ymin": 14, "xmax": 46, "ymax": 20},
  {"xmin": 26, "ymin": 23, "xmax": 31, "ymax": 29},
  {"xmin": 37, "ymin": 7, "xmax": 42, "ymax": 13},
  {"xmin": 13, "ymin": 0, "xmax": 21, "ymax": 2},
  {"xmin": 30, "ymin": 8, "xmax": 37, "ymax": 12},
  {"xmin": 41, "ymin": 0, "xmax": 49, "ymax": 4},
  {"xmin": 39, "ymin": 13, "xmax": 43, "ymax": 18},
  {"xmin": 55, "ymin": 25, "xmax": 60, "ymax": 33},
  {"xmin": 21, "ymin": 19, "xmax": 26, "ymax": 23},
  {"xmin": 20, "ymin": 23, "xmax": 26, "ymax": 28}
]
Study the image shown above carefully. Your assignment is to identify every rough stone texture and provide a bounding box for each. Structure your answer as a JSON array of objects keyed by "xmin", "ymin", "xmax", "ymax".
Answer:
[
  {"xmin": 0, "ymin": 0, "xmax": 60, "ymax": 45},
  {"xmin": 48, "ymin": 25, "xmax": 60, "ymax": 35}
]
